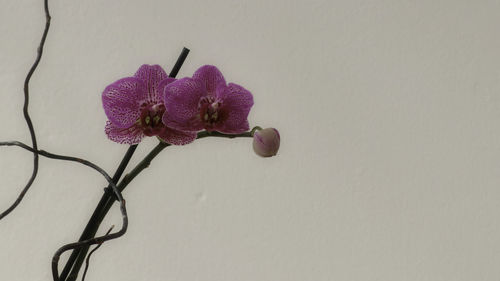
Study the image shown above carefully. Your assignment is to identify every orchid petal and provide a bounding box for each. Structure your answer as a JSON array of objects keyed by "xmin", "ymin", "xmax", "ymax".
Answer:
[
  {"xmin": 102, "ymin": 77, "xmax": 147, "ymax": 128},
  {"xmin": 193, "ymin": 65, "xmax": 226, "ymax": 97},
  {"xmin": 105, "ymin": 121, "xmax": 144, "ymax": 144},
  {"xmin": 158, "ymin": 127, "xmax": 197, "ymax": 145},
  {"xmin": 134, "ymin": 64, "xmax": 169, "ymax": 103},
  {"xmin": 163, "ymin": 78, "xmax": 206, "ymax": 132},
  {"xmin": 215, "ymin": 83, "xmax": 254, "ymax": 133}
]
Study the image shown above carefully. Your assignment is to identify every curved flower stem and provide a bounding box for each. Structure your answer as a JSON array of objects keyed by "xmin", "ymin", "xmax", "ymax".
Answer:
[
  {"xmin": 62, "ymin": 127, "xmax": 259, "ymax": 281},
  {"xmin": 196, "ymin": 126, "xmax": 261, "ymax": 139},
  {"xmin": 116, "ymin": 127, "xmax": 259, "ymax": 190},
  {"xmin": 107, "ymin": 127, "xmax": 259, "ymax": 194},
  {"xmin": 104, "ymin": 127, "xmax": 259, "ymax": 194}
]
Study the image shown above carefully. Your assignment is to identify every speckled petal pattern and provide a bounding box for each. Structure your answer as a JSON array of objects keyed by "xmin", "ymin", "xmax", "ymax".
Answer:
[
  {"xmin": 102, "ymin": 77, "xmax": 147, "ymax": 128},
  {"xmin": 158, "ymin": 127, "xmax": 197, "ymax": 145},
  {"xmin": 105, "ymin": 121, "xmax": 144, "ymax": 144},
  {"xmin": 214, "ymin": 83, "xmax": 253, "ymax": 133},
  {"xmin": 193, "ymin": 65, "xmax": 226, "ymax": 97},
  {"xmin": 134, "ymin": 64, "xmax": 169, "ymax": 104},
  {"xmin": 163, "ymin": 77, "xmax": 206, "ymax": 132}
]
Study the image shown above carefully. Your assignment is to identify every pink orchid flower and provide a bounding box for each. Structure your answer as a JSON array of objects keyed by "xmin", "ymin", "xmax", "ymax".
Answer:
[
  {"xmin": 102, "ymin": 64, "xmax": 196, "ymax": 145},
  {"xmin": 162, "ymin": 65, "xmax": 254, "ymax": 134}
]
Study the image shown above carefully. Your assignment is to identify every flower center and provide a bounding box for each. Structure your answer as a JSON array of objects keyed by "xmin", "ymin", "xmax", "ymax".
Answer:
[
  {"xmin": 138, "ymin": 103, "xmax": 165, "ymax": 136},
  {"xmin": 199, "ymin": 96, "xmax": 222, "ymax": 126}
]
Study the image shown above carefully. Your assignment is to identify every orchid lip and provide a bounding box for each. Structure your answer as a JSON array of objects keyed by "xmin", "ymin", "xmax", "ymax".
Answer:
[
  {"xmin": 199, "ymin": 96, "xmax": 223, "ymax": 125},
  {"xmin": 138, "ymin": 103, "xmax": 166, "ymax": 136}
]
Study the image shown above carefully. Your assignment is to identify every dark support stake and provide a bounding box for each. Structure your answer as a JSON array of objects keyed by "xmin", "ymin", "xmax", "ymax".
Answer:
[
  {"xmin": 60, "ymin": 47, "xmax": 190, "ymax": 281},
  {"xmin": 58, "ymin": 145, "xmax": 137, "ymax": 280}
]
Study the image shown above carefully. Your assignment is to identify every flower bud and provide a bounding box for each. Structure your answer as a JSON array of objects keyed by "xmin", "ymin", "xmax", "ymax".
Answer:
[{"xmin": 253, "ymin": 128, "xmax": 280, "ymax": 157}]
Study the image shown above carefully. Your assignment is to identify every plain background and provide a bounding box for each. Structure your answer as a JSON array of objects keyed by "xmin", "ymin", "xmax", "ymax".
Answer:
[{"xmin": 1, "ymin": 0, "xmax": 500, "ymax": 280}]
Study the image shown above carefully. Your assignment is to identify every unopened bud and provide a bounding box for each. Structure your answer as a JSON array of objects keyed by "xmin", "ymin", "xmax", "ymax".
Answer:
[{"xmin": 252, "ymin": 128, "xmax": 280, "ymax": 157}]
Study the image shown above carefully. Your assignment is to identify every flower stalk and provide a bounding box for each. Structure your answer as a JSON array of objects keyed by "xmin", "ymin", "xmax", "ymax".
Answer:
[{"xmin": 62, "ymin": 129, "xmax": 258, "ymax": 281}]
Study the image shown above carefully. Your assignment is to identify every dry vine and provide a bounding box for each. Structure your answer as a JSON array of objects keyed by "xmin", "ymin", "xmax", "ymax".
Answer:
[{"xmin": 0, "ymin": 1, "xmax": 130, "ymax": 280}]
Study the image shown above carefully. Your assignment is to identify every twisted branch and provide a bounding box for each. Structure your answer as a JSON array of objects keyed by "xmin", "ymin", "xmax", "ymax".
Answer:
[
  {"xmin": 0, "ymin": 1, "xmax": 129, "ymax": 280},
  {"xmin": 0, "ymin": 0, "xmax": 51, "ymax": 220}
]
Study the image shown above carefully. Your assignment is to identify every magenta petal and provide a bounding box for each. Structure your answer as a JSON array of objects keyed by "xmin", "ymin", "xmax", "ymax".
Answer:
[
  {"xmin": 192, "ymin": 65, "xmax": 226, "ymax": 97},
  {"xmin": 134, "ymin": 64, "xmax": 168, "ymax": 103},
  {"xmin": 158, "ymin": 127, "xmax": 197, "ymax": 145},
  {"xmin": 216, "ymin": 83, "xmax": 254, "ymax": 133},
  {"xmin": 105, "ymin": 121, "xmax": 144, "ymax": 144},
  {"xmin": 163, "ymin": 78, "xmax": 206, "ymax": 132},
  {"xmin": 158, "ymin": 77, "xmax": 177, "ymax": 97},
  {"xmin": 102, "ymin": 77, "xmax": 147, "ymax": 128}
]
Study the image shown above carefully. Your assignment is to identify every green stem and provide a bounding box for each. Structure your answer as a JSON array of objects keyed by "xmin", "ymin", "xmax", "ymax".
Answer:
[
  {"xmin": 117, "ymin": 141, "xmax": 169, "ymax": 192},
  {"xmin": 196, "ymin": 126, "xmax": 261, "ymax": 139},
  {"xmin": 65, "ymin": 128, "xmax": 258, "ymax": 280},
  {"xmin": 119, "ymin": 127, "xmax": 259, "ymax": 189}
]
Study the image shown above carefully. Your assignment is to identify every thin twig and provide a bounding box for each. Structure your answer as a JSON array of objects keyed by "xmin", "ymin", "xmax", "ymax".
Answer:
[
  {"xmin": 0, "ymin": 0, "xmax": 51, "ymax": 220},
  {"xmin": 81, "ymin": 225, "xmax": 115, "ymax": 281}
]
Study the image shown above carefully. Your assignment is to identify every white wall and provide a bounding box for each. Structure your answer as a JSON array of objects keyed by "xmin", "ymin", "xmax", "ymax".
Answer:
[{"xmin": 1, "ymin": 0, "xmax": 500, "ymax": 280}]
